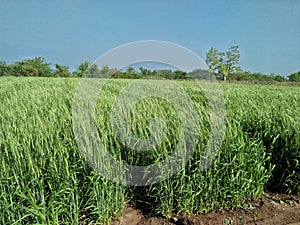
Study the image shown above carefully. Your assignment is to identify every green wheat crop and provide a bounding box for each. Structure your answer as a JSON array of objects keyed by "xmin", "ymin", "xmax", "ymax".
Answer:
[{"xmin": 0, "ymin": 77, "xmax": 299, "ymax": 224}]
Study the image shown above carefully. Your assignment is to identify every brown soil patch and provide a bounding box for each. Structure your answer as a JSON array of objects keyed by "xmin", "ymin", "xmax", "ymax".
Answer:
[{"xmin": 111, "ymin": 192, "xmax": 300, "ymax": 225}]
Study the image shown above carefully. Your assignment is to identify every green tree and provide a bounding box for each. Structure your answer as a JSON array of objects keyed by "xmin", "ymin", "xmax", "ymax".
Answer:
[
  {"xmin": 173, "ymin": 70, "xmax": 187, "ymax": 79},
  {"xmin": 139, "ymin": 67, "xmax": 151, "ymax": 77},
  {"xmin": 0, "ymin": 61, "xmax": 11, "ymax": 76},
  {"xmin": 86, "ymin": 64, "xmax": 118, "ymax": 78},
  {"xmin": 288, "ymin": 71, "xmax": 300, "ymax": 82},
  {"xmin": 87, "ymin": 64, "xmax": 100, "ymax": 77},
  {"xmin": 159, "ymin": 69, "xmax": 173, "ymax": 79},
  {"xmin": 54, "ymin": 64, "xmax": 70, "ymax": 77},
  {"xmin": 100, "ymin": 65, "xmax": 118, "ymax": 77},
  {"xmin": 273, "ymin": 74, "xmax": 286, "ymax": 82},
  {"xmin": 189, "ymin": 69, "xmax": 210, "ymax": 79},
  {"xmin": 125, "ymin": 67, "xmax": 139, "ymax": 78},
  {"xmin": 126, "ymin": 66, "xmax": 135, "ymax": 75},
  {"xmin": 206, "ymin": 48, "xmax": 221, "ymax": 77},
  {"xmin": 10, "ymin": 57, "xmax": 52, "ymax": 77},
  {"xmin": 76, "ymin": 61, "xmax": 90, "ymax": 77},
  {"xmin": 206, "ymin": 46, "xmax": 241, "ymax": 81}
]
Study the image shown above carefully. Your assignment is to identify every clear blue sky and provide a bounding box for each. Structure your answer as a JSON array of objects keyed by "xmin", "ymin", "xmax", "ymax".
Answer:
[{"xmin": 0, "ymin": 0, "xmax": 299, "ymax": 76}]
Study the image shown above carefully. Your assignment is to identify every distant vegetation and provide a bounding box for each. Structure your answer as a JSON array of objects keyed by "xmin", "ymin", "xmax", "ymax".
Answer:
[{"xmin": 0, "ymin": 46, "xmax": 299, "ymax": 82}]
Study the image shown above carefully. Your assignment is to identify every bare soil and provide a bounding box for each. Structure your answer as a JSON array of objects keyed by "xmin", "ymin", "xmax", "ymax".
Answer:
[{"xmin": 110, "ymin": 192, "xmax": 300, "ymax": 225}]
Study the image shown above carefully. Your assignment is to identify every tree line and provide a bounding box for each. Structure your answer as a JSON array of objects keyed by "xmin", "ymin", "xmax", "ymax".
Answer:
[
  {"xmin": 0, "ymin": 47, "xmax": 299, "ymax": 82},
  {"xmin": 0, "ymin": 57, "xmax": 191, "ymax": 80},
  {"xmin": 205, "ymin": 45, "xmax": 299, "ymax": 82}
]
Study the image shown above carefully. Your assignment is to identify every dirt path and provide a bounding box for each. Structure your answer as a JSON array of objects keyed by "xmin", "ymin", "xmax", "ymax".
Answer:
[{"xmin": 112, "ymin": 192, "xmax": 300, "ymax": 225}]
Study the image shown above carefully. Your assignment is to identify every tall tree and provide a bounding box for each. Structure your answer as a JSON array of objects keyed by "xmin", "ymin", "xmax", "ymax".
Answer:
[
  {"xmin": 88, "ymin": 64, "xmax": 100, "ymax": 77},
  {"xmin": 206, "ymin": 46, "xmax": 241, "ymax": 81},
  {"xmin": 54, "ymin": 64, "xmax": 70, "ymax": 77},
  {"xmin": 77, "ymin": 61, "xmax": 90, "ymax": 77}
]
